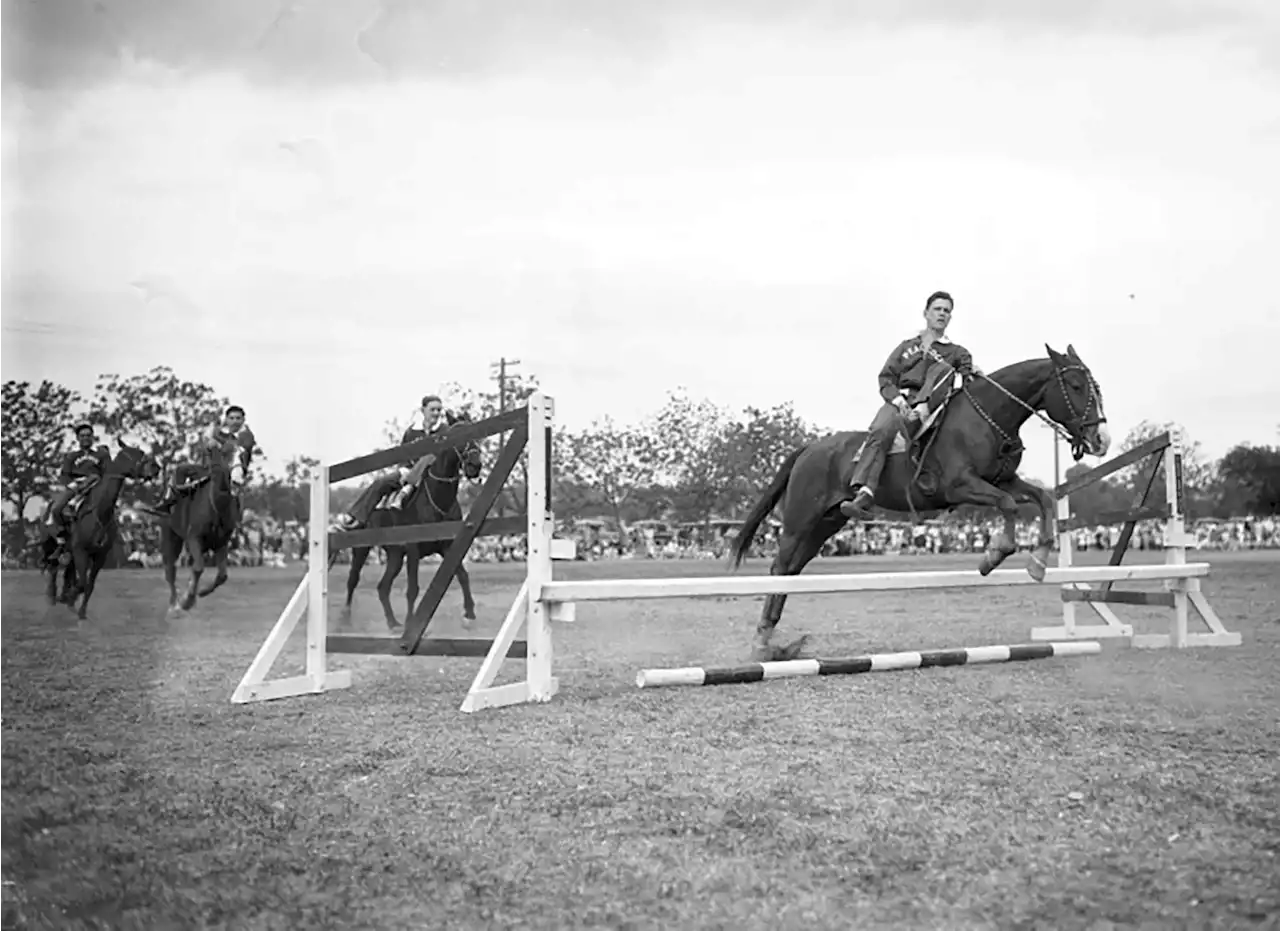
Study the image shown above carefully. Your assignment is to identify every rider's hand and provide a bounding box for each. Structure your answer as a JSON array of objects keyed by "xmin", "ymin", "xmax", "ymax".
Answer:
[{"xmin": 892, "ymin": 397, "xmax": 910, "ymax": 416}]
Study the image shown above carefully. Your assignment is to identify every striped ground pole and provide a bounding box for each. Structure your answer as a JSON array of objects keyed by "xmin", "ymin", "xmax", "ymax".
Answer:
[{"xmin": 635, "ymin": 641, "xmax": 1102, "ymax": 689}]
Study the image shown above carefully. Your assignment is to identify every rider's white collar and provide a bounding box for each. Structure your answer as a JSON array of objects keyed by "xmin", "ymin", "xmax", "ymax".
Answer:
[{"xmin": 919, "ymin": 330, "xmax": 951, "ymax": 344}]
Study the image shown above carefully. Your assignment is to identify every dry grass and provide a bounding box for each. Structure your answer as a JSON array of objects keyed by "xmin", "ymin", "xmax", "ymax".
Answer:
[{"xmin": 3, "ymin": 549, "xmax": 1278, "ymax": 929}]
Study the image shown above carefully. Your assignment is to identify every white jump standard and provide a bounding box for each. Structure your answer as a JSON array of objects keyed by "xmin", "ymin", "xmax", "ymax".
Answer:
[{"xmin": 637, "ymin": 641, "xmax": 1103, "ymax": 689}]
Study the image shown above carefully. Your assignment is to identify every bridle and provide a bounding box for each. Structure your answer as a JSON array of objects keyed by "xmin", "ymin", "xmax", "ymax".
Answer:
[
  {"xmin": 418, "ymin": 438, "xmax": 482, "ymax": 518},
  {"xmin": 1049, "ymin": 359, "xmax": 1107, "ymax": 460}
]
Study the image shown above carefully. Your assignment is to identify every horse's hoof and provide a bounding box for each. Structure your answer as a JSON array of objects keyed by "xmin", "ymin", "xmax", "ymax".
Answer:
[
  {"xmin": 751, "ymin": 635, "xmax": 810, "ymax": 663},
  {"xmin": 1026, "ymin": 557, "xmax": 1047, "ymax": 582}
]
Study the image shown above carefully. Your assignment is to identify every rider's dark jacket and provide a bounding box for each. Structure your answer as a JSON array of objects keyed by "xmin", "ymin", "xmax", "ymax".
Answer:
[
  {"xmin": 59, "ymin": 446, "xmax": 111, "ymax": 485},
  {"xmin": 877, "ymin": 333, "xmax": 975, "ymax": 405},
  {"xmin": 399, "ymin": 421, "xmax": 447, "ymax": 469}
]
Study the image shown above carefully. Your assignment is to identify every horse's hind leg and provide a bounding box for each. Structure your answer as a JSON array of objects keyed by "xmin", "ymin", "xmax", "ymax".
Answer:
[{"xmin": 752, "ymin": 521, "xmax": 833, "ymax": 662}]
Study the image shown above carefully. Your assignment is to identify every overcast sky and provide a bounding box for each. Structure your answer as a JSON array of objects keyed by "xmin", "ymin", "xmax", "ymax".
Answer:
[{"xmin": 4, "ymin": 0, "xmax": 1278, "ymax": 487}]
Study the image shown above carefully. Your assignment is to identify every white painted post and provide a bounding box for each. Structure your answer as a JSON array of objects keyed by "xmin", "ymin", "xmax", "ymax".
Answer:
[
  {"xmin": 1163, "ymin": 430, "xmax": 1190, "ymax": 649},
  {"xmin": 523, "ymin": 393, "xmax": 558, "ymax": 703},
  {"xmin": 307, "ymin": 465, "xmax": 330, "ymax": 689},
  {"xmin": 1057, "ymin": 492, "xmax": 1076, "ymax": 637}
]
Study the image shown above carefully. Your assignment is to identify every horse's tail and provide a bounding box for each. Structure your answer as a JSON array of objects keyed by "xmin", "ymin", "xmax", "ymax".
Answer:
[{"xmin": 728, "ymin": 445, "xmax": 806, "ymax": 570}]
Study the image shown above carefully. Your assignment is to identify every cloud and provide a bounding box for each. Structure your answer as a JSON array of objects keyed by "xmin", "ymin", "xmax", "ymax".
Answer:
[{"xmin": 3, "ymin": 0, "xmax": 1277, "ymax": 90}]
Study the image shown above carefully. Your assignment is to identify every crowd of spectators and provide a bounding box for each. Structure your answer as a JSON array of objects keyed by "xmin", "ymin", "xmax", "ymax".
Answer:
[{"xmin": 4, "ymin": 507, "xmax": 1276, "ymax": 571}]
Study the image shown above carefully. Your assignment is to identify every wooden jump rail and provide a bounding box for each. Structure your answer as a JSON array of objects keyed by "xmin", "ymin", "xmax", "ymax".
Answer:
[
  {"xmin": 458, "ymin": 418, "xmax": 1241, "ymax": 714},
  {"xmin": 231, "ymin": 394, "xmax": 575, "ymax": 704},
  {"xmin": 1028, "ymin": 429, "xmax": 1240, "ymax": 650},
  {"xmin": 231, "ymin": 396, "xmax": 1240, "ymax": 713}
]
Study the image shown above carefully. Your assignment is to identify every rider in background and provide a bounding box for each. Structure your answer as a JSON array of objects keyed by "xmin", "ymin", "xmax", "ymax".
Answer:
[
  {"xmin": 148, "ymin": 405, "xmax": 256, "ymax": 515},
  {"xmin": 840, "ymin": 290, "xmax": 977, "ymax": 519},
  {"xmin": 332, "ymin": 394, "xmax": 449, "ymax": 530},
  {"xmin": 386, "ymin": 395, "xmax": 448, "ymax": 510},
  {"xmin": 45, "ymin": 422, "xmax": 111, "ymax": 537}
]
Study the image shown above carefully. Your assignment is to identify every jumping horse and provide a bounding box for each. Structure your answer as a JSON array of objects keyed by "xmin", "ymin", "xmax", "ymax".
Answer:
[
  {"xmin": 329, "ymin": 417, "xmax": 484, "ymax": 630},
  {"xmin": 158, "ymin": 460, "xmax": 243, "ymax": 613},
  {"xmin": 729, "ymin": 344, "xmax": 1110, "ymax": 661},
  {"xmin": 41, "ymin": 441, "xmax": 161, "ymax": 619}
]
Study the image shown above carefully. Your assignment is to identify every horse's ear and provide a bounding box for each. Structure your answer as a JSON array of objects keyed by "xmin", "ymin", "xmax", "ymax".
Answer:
[
  {"xmin": 1066, "ymin": 344, "xmax": 1081, "ymax": 360},
  {"xmin": 1045, "ymin": 343, "xmax": 1062, "ymax": 360}
]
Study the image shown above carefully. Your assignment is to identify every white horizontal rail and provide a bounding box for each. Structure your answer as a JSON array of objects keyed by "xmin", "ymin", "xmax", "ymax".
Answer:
[{"xmin": 539, "ymin": 563, "xmax": 1209, "ymax": 603}]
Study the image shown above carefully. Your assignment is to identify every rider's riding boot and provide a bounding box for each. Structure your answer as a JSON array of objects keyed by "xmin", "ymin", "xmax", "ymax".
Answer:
[{"xmin": 839, "ymin": 485, "xmax": 876, "ymax": 519}]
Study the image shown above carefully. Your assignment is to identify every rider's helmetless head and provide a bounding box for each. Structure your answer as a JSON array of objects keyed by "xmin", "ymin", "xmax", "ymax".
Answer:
[
  {"xmin": 74, "ymin": 424, "xmax": 94, "ymax": 449},
  {"xmin": 421, "ymin": 395, "xmax": 443, "ymax": 427},
  {"xmin": 225, "ymin": 406, "xmax": 246, "ymax": 431},
  {"xmin": 923, "ymin": 291, "xmax": 953, "ymax": 334}
]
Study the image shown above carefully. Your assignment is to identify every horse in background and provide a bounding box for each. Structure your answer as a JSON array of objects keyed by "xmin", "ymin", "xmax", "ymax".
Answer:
[
  {"xmin": 159, "ymin": 460, "xmax": 242, "ymax": 614},
  {"xmin": 729, "ymin": 344, "xmax": 1110, "ymax": 662},
  {"xmin": 41, "ymin": 441, "xmax": 161, "ymax": 619},
  {"xmin": 329, "ymin": 416, "xmax": 484, "ymax": 630}
]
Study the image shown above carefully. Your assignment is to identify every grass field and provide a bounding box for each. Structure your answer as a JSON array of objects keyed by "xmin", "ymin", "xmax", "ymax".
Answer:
[{"xmin": 3, "ymin": 549, "xmax": 1278, "ymax": 929}]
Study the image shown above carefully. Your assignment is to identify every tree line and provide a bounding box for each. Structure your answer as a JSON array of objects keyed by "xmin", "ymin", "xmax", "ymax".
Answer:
[{"xmin": 3, "ymin": 367, "xmax": 1278, "ymax": 556}]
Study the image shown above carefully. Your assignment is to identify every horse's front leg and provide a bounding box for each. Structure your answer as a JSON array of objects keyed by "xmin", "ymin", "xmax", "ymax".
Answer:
[
  {"xmin": 1002, "ymin": 475, "xmax": 1056, "ymax": 581},
  {"xmin": 59, "ymin": 558, "xmax": 79, "ymax": 606},
  {"xmin": 198, "ymin": 542, "xmax": 231, "ymax": 597},
  {"xmin": 181, "ymin": 539, "xmax": 205, "ymax": 610},
  {"xmin": 76, "ymin": 553, "xmax": 105, "ymax": 620},
  {"xmin": 376, "ymin": 547, "xmax": 406, "ymax": 631},
  {"xmin": 454, "ymin": 562, "xmax": 477, "ymax": 625},
  {"xmin": 338, "ymin": 546, "xmax": 371, "ymax": 626},
  {"xmin": 950, "ymin": 472, "xmax": 1021, "ymax": 576},
  {"xmin": 403, "ymin": 549, "xmax": 421, "ymax": 623}
]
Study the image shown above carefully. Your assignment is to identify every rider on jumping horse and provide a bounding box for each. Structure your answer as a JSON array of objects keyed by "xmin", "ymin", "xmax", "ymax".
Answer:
[
  {"xmin": 147, "ymin": 405, "xmax": 256, "ymax": 515},
  {"xmin": 840, "ymin": 290, "xmax": 979, "ymax": 519},
  {"xmin": 45, "ymin": 423, "xmax": 111, "ymax": 538},
  {"xmin": 333, "ymin": 395, "xmax": 449, "ymax": 530}
]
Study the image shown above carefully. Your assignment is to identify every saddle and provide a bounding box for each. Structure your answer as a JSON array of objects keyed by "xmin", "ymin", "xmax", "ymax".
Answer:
[
  {"xmin": 61, "ymin": 487, "xmax": 93, "ymax": 520},
  {"xmin": 888, "ymin": 379, "xmax": 961, "ymax": 464}
]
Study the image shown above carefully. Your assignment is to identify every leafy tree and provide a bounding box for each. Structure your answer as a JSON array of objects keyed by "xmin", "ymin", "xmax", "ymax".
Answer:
[
  {"xmin": 1214, "ymin": 444, "xmax": 1280, "ymax": 516},
  {"xmin": 648, "ymin": 389, "xmax": 734, "ymax": 522},
  {"xmin": 716, "ymin": 402, "xmax": 821, "ymax": 515},
  {"xmin": 1, "ymin": 379, "xmax": 84, "ymax": 549},
  {"xmin": 559, "ymin": 417, "xmax": 658, "ymax": 530}
]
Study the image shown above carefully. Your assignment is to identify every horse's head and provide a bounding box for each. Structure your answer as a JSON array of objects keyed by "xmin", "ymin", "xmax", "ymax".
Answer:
[
  {"xmin": 1043, "ymin": 344, "xmax": 1110, "ymax": 461},
  {"xmin": 447, "ymin": 412, "xmax": 484, "ymax": 481},
  {"xmin": 114, "ymin": 440, "xmax": 162, "ymax": 482}
]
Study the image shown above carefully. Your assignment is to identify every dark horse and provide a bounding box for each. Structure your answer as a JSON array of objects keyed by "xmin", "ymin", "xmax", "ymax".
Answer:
[
  {"xmin": 41, "ymin": 442, "xmax": 161, "ymax": 619},
  {"xmin": 329, "ymin": 423, "xmax": 483, "ymax": 630},
  {"xmin": 157, "ymin": 461, "xmax": 243, "ymax": 613},
  {"xmin": 729, "ymin": 344, "xmax": 1110, "ymax": 661}
]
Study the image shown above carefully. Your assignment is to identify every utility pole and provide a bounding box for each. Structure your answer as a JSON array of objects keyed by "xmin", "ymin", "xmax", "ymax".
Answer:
[
  {"xmin": 1042, "ymin": 421, "xmax": 1062, "ymax": 488},
  {"xmin": 489, "ymin": 357, "xmax": 521, "ymax": 412}
]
